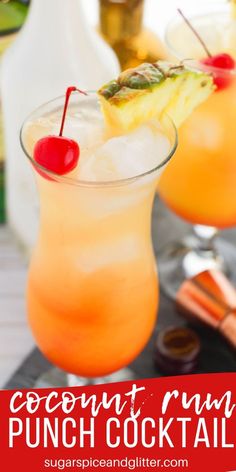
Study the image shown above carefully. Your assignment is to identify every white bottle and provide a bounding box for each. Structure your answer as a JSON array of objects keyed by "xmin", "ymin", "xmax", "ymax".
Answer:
[{"xmin": 1, "ymin": 0, "xmax": 120, "ymax": 251}]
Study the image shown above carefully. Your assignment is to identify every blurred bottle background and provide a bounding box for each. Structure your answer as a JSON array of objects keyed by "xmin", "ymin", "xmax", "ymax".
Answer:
[
  {"xmin": 0, "ymin": 0, "xmax": 120, "ymax": 250},
  {"xmin": 98, "ymin": 0, "xmax": 167, "ymax": 70},
  {"xmin": 0, "ymin": 0, "xmax": 29, "ymax": 223}
]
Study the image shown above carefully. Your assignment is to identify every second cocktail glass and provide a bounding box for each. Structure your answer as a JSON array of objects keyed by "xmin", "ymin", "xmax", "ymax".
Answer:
[
  {"xmin": 158, "ymin": 3, "xmax": 236, "ymax": 298},
  {"xmin": 20, "ymin": 92, "xmax": 177, "ymax": 384}
]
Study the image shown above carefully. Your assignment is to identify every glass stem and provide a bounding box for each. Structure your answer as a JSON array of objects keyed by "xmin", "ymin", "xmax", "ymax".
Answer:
[
  {"xmin": 182, "ymin": 225, "xmax": 224, "ymax": 279},
  {"xmin": 193, "ymin": 224, "xmax": 218, "ymax": 254}
]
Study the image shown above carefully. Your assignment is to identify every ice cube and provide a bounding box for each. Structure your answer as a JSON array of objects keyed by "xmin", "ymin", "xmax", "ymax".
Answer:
[
  {"xmin": 78, "ymin": 123, "xmax": 171, "ymax": 182},
  {"xmin": 63, "ymin": 107, "xmax": 105, "ymax": 149},
  {"xmin": 24, "ymin": 103, "xmax": 105, "ymax": 157}
]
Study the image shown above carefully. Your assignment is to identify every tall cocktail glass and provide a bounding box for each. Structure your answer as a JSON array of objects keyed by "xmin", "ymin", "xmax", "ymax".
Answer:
[
  {"xmin": 158, "ymin": 3, "xmax": 236, "ymax": 297},
  {"xmin": 20, "ymin": 92, "xmax": 177, "ymax": 384}
]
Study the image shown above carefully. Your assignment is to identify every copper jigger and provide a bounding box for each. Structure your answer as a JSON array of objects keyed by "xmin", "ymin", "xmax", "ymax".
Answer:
[{"xmin": 176, "ymin": 269, "xmax": 236, "ymax": 348}]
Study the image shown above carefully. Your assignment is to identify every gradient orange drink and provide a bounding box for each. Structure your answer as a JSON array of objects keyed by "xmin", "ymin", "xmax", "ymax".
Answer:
[
  {"xmin": 21, "ymin": 94, "xmax": 176, "ymax": 378},
  {"xmin": 159, "ymin": 8, "xmax": 236, "ymax": 229}
]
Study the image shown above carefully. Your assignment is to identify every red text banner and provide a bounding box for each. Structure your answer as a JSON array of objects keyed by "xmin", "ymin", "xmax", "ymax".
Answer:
[{"xmin": 0, "ymin": 373, "xmax": 235, "ymax": 471}]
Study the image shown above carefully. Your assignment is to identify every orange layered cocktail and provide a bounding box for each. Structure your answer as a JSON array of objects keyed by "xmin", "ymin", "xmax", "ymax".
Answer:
[
  {"xmin": 157, "ymin": 5, "xmax": 236, "ymax": 294},
  {"xmin": 20, "ymin": 61, "xmax": 212, "ymax": 380},
  {"xmin": 21, "ymin": 94, "xmax": 176, "ymax": 377},
  {"xmin": 159, "ymin": 7, "xmax": 236, "ymax": 229}
]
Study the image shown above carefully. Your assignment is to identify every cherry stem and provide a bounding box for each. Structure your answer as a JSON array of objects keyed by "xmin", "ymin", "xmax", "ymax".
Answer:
[
  {"xmin": 177, "ymin": 8, "xmax": 212, "ymax": 58},
  {"xmin": 59, "ymin": 86, "xmax": 87, "ymax": 137}
]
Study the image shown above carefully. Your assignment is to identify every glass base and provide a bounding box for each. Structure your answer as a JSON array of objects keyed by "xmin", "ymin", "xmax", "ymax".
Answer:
[
  {"xmin": 158, "ymin": 235, "xmax": 236, "ymax": 300},
  {"xmin": 34, "ymin": 367, "xmax": 136, "ymax": 388}
]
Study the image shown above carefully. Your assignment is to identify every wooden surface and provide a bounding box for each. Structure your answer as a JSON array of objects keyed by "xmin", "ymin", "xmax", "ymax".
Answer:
[
  {"xmin": 0, "ymin": 226, "xmax": 34, "ymax": 388},
  {"xmin": 1, "ymin": 198, "xmax": 236, "ymax": 389}
]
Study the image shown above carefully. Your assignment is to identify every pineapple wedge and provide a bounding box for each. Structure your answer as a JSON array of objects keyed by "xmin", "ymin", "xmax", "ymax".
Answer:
[{"xmin": 98, "ymin": 61, "xmax": 214, "ymax": 133}]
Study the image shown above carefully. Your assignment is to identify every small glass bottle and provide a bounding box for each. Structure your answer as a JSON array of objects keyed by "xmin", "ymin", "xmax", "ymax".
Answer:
[{"xmin": 99, "ymin": 0, "xmax": 167, "ymax": 70}]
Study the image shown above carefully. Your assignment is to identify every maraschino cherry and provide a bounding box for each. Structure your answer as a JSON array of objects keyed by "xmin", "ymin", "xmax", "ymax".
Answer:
[
  {"xmin": 34, "ymin": 86, "xmax": 87, "ymax": 176},
  {"xmin": 178, "ymin": 9, "xmax": 235, "ymax": 91},
  {"xmin": 201, "ymin": 53, "xmax": 235, "ymax": 89}
]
